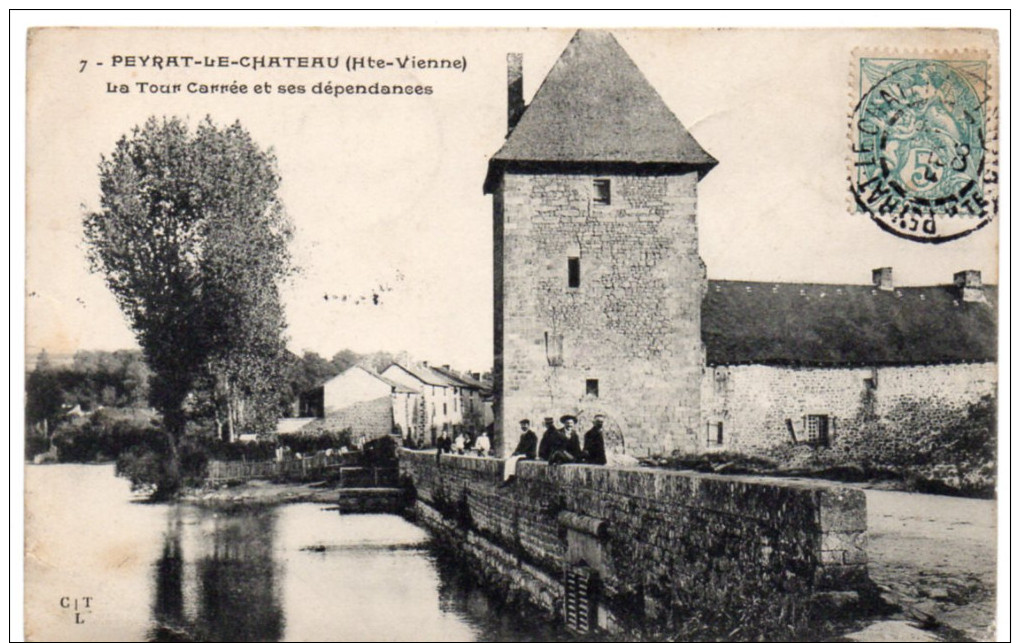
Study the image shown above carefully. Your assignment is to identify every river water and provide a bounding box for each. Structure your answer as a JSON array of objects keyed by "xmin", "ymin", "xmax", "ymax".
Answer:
[{"xmin": 25, "ymin": 464, "xmax": 562, "ymax": 642}]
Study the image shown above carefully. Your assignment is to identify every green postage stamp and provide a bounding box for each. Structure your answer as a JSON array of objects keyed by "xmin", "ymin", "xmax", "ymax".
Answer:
[{"xmin": 850, "ymin": 50, "xmax": 998, "ymax": 242}]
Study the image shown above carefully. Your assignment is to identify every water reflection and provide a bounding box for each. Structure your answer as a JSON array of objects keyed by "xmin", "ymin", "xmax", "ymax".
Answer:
[
  {"xmin": 26, "ymin": 466, "xmax": 568, "ymax": 643},
  {"xmin": 152, "ymin": 519, "xmax": 184, "ymax": 627},
  {"xmin": 150, "ymin": 508, "xmax": 284, "ymax": 642},
  {"xmin": 429, "ymin": 546, "xmax": 566, "ymax": 642},
  {"xmin": 146, "ymin": 505, "xmax": 563, "ymax": 642}
]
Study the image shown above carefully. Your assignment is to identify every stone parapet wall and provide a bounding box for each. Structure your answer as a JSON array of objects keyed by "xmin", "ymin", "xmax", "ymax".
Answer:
[{"xmin": 400, "ymin": 449, "xmax": 868, "ymax": 628}]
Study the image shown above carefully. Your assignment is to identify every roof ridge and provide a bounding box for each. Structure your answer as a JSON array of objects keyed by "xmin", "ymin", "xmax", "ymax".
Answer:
[
  {"xmin": 708, "ymin": 278, "xmax": 1000, "ymax": 289},
  {"xmin": 484, "ymin": 29, "xmax": 716, "ymax": 193}
]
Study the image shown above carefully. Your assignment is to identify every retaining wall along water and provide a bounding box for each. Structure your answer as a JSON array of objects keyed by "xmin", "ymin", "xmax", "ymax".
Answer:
[{"xmin": 399, "ymin": 449, "xmax": 868, "ymax": 632}]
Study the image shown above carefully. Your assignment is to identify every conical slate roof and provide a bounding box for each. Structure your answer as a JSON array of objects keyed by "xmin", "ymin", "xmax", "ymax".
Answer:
[{"xmin": 484, "ymin": 30, "xmax": 716, "ymax": 193}]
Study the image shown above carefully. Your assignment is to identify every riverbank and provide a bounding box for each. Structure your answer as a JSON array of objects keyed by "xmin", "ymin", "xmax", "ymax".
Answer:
[{"xmin": 182, "ymin": 479, "xmax": 342, "ymax": 507}]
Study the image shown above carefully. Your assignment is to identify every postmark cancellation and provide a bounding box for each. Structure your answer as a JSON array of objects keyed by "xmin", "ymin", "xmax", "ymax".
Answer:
[{"xmin": 849, "ymin": 48, "xmax": 998, "ymax": 243}]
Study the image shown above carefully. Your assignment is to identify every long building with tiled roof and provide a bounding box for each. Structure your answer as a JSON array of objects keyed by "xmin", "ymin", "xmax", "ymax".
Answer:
[
  {"xmin": 485, "ymin": 29, "xmax": 997, "ymax": 458},
  {"xmin": 702, "ymin": 275, "xmax": 997, "ymax": 366}
]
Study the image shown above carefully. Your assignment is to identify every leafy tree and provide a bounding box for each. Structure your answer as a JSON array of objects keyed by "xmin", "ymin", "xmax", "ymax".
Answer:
[
  {"xmin": 84, "ymin": 116, "xmax": 292, "ymax": 496},
  {"xmin": 330, "ymin": 349, "xmax": 361, "ymax": 374},
  {"xmin": 364, "ymin": 350, "xmax": 397, "ymax": 374},
  {"xmin": 25, "ymin": 350, "xmax": 63, "ymax": 455},
  {"xmin": 67, "ymin": 349, "xmax": 152, "ymax": 408},
  {"xmin": 285, "ymin": 351, "xmax": 339, "ymax": 399}
]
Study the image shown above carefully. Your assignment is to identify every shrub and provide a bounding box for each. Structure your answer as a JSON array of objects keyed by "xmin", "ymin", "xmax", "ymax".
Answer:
[
  {"xmin": 115, "ymin": 438, "xmax": 208, "ymax": 496},
  {"xmin": 647, "ymin": 450, "xmax": 779, "ymax": 474},
  {"xmin": 25, "ymin": 433, "xmax": 52, "ymax": 460},
  {"xmin": 278, "ymin": 429, "xmax": 353, "ymax": 454},
  {"xmin": 49, "ymin": 408, "xmax": 162, "ymax": 463}
]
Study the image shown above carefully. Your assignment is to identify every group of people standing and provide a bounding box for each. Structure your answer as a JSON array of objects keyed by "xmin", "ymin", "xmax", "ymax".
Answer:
[{"xmin": 502, "ymin": 413, "xmax": 607, "ymax": 483}]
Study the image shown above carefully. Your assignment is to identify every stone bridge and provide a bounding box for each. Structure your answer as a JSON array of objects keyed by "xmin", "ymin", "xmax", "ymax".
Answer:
[{"xmin": 399, "ymin": 449, "xmax": 869, "ymax": 635}]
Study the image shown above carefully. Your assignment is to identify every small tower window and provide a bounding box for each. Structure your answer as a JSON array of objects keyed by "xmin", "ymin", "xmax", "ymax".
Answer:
[
  {"xmin": 586, "ymin": 379, "xmax": 599, "ymax": 398},
  {"xmin": 567, "ymin": 257, "xmax": 581, "ymax": 288},
  {"xmin": 707, "ymin": 421, "xmax": 723, "ymax": 446},
  {"xmin": 592, "ymin": 179, "xmax": 611, "ymax": 205}
]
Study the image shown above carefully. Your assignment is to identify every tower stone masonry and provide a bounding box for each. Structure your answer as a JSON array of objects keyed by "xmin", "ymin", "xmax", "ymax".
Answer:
[{"xmin": 484, "ymin": 31, "xmax": 717, "ymax": 456}]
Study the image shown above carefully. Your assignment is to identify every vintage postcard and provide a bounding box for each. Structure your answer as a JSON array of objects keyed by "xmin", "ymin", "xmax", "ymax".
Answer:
[{"xmin": 22, "ymin": 24, "xmax": 1001, "ymax": 642}]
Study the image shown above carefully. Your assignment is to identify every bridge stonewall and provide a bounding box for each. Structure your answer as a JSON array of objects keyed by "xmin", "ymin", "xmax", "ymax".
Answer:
[{"xmin": 400, "ymin": 449, "xmax": 869, "ymax": 635}]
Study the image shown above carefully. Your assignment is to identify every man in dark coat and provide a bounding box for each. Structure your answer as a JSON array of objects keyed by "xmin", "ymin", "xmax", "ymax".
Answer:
[
  {"xmin": 436, "ymin": 428, "xmax": 453, "ymax": 464},
  {"xmin": 582, "ymin": 415, "xmax": 607, "ymax": 465},
  {"xmin": 548, "ymin": 414, "xmax": 582, "ymax": 465},
  {"xmin": 561, "ymin": 415, "xmax": 582, "ymax": 459},
  {"xmin": 511, "ymin": 419, "xmax": 538, "ymax": 460},
  {"xmin": 538, "ymin": 417, "xmax": 561, "ymax": 461},
  {"xmin": 502, "ymin": 419, "xmax": 537, "ymax": 483}
]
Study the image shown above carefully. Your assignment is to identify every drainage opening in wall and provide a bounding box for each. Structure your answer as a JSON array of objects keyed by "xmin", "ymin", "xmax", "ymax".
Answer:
[{"xmin": 564, "ymin": 562, "xmax": 600, "ymax": 634}]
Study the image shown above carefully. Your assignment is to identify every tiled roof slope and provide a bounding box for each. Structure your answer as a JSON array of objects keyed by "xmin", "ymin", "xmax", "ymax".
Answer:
[
  {"xmin": 430, "ymin": 365, "xmax": 488, "ymax": 392},
  {"xmin": 484, "ymin": 30, "xmax": 716, "ymax": 193},
  {"xmin": 702, "ymin": 280, "xmax": 998, "ymax": 366},
  {"xmin": 387, "ymin": 363, "xmax": 451, "ymax": 387},
  {"xmin": 361, "ymin": 367, "xmax": 419, "ymax": 394}
]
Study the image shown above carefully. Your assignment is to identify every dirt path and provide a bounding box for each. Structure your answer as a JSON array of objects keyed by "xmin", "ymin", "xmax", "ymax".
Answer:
[{"xmin": 861, "ymin": 488, "xmax": 998, "ymax": 641}]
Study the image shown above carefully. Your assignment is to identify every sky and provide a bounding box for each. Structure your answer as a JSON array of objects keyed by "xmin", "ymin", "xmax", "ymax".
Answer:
[{"xmin": 23, "ymin": 24, "xmax": 1003, "ymax": 373}]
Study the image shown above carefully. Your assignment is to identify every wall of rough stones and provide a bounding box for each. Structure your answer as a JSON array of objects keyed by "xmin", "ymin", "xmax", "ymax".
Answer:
[
  {"xmin": 701, "ymin": 362, "xmax": 997, "ymax": 456},
  {"xmin": 400, "ymin": 449, "xmax": 867, "ymax": 630},
  {"xmin": 494, "ymin": 171, "xmax": 705, "ymax": 457},
  {"xmin": 321, "ymin": 396, "xmax": 393, "ymax": 440}
]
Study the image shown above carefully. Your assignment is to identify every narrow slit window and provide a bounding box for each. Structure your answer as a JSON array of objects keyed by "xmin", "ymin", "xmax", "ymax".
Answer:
[
  {"xmin": 586, "ymin": 379, "xmax": 599, "ymax": 398},
  {"xmin": 568, "ymin": 257, "xmax": 580, "ymax": 288},
  {"xmin": 593, "ymin": 179, "xmax": 611, "ymax": 205}
]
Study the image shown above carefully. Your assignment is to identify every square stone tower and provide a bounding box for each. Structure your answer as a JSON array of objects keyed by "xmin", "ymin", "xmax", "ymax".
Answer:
[{"xmin": 484, "ymin": 31, "xmax": 716, "ymax": 456}]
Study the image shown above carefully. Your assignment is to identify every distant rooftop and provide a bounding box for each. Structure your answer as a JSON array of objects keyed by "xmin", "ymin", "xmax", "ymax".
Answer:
[
  {"xmin": 385, "ymin": 362, "xmax": 451, "ymax": 387},
  {"xmin": 430, "ymin": 364, "xmax": 492, "ymax": 393}
]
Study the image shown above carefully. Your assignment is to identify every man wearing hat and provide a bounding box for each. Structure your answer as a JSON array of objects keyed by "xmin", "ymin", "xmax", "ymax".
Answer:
[
  {"xmin": 561, "ymin": 415, "xmax": 582, "ymax": 458},
  {"xmin": 538, "ymin": 416, "xmax": 561, "ymax": 461},
  {"xmin": 548, "ymin": 414, "xmax": 583, "ymax": 465},
  {"xmin": 502, "ymin": 418, "xmax": 537, "ymax": 483},
  {"xmin": 582, "ymin": 414, "xmax": 608, "ymax": 465}
]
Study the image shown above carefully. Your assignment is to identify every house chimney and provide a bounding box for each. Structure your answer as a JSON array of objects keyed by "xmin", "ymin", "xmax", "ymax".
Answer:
[
  {"xmin": 422, "ymin": 361, "xmax": 428, "ymax": 367},
  {"xmin": 872, "ymin": 267, "xmax": 894, "ymax": 291},
  {"xmin": 954, "ymin": 270, "xmax": 986, "ymax": 303},
  {"xmin": 507, "ymin": 53, "xmax": 525, "ymax": 133},
  {"xmin": 442, "ymin": 364, "xmax": 450, "ymax": 371}
]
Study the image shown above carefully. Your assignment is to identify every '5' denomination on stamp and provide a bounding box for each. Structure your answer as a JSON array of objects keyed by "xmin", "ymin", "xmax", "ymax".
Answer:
[{"xmin": 850, "ymin": 50, "xmax": 998, "ymax": 243}]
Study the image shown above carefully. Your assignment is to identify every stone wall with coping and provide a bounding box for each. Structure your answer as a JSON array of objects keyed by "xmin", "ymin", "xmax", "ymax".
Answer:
[{"xmin": 400, "ymin": 449, "xmax": 868, "ymax": 629}]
